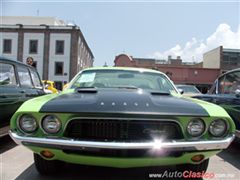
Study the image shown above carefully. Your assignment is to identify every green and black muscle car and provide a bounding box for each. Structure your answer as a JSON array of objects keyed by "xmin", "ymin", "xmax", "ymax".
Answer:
[{"xmin": 9, "ymin": 67, "xmax": 235, "ymax": 175}]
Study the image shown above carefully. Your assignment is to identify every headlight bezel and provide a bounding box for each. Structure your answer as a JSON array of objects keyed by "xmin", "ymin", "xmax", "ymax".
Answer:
[
  {"xmin": 209, "ymin": 118, "xmax": 228, "ymax": 137},
  {"xmin": 41, "ymin": 115, "xmax": 61, "ymax": 134},
  {"xmin": 18, "ymin": 114, "xmax": 38, "ymax": 134},
  {"xmin": 187, "ymin": 118, "xmax": 206, "ymax": 137}
]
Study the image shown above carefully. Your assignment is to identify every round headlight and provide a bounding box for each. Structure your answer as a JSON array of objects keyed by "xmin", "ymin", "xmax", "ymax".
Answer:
[
  {"xmin": 42, "ymin": 115, "xmax": 61, "ymax": 134},
  {"xmin": 18, "ymin": 114, "xmax": 38, "ymax": 133},
  {"xmin": 209, "ymin": 119, "xmax": 227, "ymax": 137},
  {"xmin": 187, "ymin": 118, "xmax": 205, "ymax": 137}
]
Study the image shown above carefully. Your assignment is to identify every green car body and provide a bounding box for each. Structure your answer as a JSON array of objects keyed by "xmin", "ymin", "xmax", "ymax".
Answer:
[{"xmin": 9, "ymin": 67, "xmax": 235, "ymax": 174}]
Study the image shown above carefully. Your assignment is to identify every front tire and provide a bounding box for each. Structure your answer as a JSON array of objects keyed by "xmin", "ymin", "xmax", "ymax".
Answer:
[{"xmin": 34, "ymin": 153, "xmax": 64, "ymax": 175}]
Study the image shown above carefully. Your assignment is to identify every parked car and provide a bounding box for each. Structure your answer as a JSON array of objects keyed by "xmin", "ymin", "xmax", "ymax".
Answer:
[
  {"xmin": 193, "ymin": 68, "xmax": 240, "ymax": 139},
  {"xmin": 176, "ymin": 84, "xmax": 202, "ymax": 97},
  {"xmin": 0, "ymin": 57, "xmax": 45, "ymax": 137},
  {"xmin": 42, "ymin": 80, "xmax": 59, "ymax": 94},
  {"xmin": 9, "ymin": 67, "xmax": 235, "ymax": 175}
]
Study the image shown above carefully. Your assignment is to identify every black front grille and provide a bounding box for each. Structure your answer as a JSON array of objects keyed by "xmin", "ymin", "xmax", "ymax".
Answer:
[{"xmin": 64, "ymin": 119, "xmax": 183, "ymax": 142}]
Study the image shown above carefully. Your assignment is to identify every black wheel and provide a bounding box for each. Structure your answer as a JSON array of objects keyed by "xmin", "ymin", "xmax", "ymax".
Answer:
[
  {"xmin": 34, "ymin": 153, "xmax": 64, "ymax": 175},
  {"xmin": 177, "ymin": 159, "xmax": 209, "ymax": 178}
]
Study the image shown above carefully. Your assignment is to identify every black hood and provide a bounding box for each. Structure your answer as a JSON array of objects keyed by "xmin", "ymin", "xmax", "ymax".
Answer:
[{"xmin": 40, "ymin": 89, "xmax": 209, "ymax": 116}]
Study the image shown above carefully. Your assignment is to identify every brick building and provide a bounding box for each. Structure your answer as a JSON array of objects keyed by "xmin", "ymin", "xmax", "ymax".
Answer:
[
  {"xmin": 114, "ymin": 54, "xmax": 220, "ymax": 93},
  {"xmin": 0, "ymin": 16, "xmax": 94, "ymax": 90}
]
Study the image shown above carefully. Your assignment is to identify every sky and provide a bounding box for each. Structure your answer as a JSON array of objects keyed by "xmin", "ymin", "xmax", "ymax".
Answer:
[{"xmin": 1, "ymin": 0, "xmax": 240, "ymax": 66}]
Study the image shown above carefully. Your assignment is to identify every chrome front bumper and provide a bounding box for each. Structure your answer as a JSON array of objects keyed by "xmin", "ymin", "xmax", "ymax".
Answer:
[{"xmin": 9, "ymin": 130, "xmax": 235, "ymax": 151}]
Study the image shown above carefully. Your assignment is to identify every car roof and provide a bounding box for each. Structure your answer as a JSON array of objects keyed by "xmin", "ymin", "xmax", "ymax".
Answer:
[
  {"xmin": 82, "ymin": 66, "xmax": 165, "ymax": 75},
  {"xmin": 218, "ymin": 68, "xmax": 240, "ymax": 78},
  {"xmin": 0, "ymin": 56, "xmax": 35, "ymax": 70}
]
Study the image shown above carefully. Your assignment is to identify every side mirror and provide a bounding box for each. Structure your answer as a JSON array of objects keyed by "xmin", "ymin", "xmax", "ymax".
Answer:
[{"xmin": 178, "ymin": 88, "xmax": 184, "ymax": 94}]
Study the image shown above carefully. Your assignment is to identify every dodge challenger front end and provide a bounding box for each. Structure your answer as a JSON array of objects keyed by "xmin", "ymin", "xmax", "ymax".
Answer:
[{"xmin": 9, "ymin": 67, "xmax": 235, "ymax": 175}]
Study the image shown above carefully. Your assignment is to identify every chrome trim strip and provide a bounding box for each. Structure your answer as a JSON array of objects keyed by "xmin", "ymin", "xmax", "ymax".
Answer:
[{"xmin": 9, "ymin": 130, "xmax": 235, "ymax": 151}]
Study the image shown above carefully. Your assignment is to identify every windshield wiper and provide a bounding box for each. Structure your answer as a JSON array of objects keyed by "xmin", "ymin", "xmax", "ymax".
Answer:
[{"xmin": 115, "ymin": 86, "xmax": 139, "ymax": 90}]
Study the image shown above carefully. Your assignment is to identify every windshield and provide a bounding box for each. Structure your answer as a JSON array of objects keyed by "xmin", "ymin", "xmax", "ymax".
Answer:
[
  {"xmin": 69, "ymin": 69, "xmax": 177, "ymax": 93},
  {"xmin": 177, "ymin": 85, "xmax": 200, "ymax": 94},
  {"xmin": 218, "ymin": 71, "xmax": 240, "ymax": 94}
]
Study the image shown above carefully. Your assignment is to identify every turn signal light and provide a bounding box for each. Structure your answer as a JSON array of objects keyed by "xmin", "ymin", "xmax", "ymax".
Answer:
[
  {"xmin": 40, "ymin": 150, "xmax": 55, "ymax": 159},
  {"xmin": 191, "ymin": 154, "xmax": 204, "ymax": 162}
]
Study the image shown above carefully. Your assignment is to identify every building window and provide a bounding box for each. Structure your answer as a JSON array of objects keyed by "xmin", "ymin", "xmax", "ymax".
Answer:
[
  {"xmin": 230, "ymin": 57, "xmax": 238, "ymax": 65},
  {"xmin": 55, "ymin": 40, "xmax": 64, "ymax": 54},
  {"xmin": 55, "ymin": 62, "xmax": 64, "ymax": 75},
  {"xmin": 29, "ymin": 40, "xmax": 38, "ymax": 54},
  {"xmin": 3, "ymin": 39, "xmax": 12, "ymax": 53}
]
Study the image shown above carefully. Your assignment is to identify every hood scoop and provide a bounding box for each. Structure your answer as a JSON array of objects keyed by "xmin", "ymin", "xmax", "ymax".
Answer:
[
  {"xmin": 150, "ymin": 91, "xmax": 170, "ymax": 96},
  {"xmin": 75, "ymin": 87, "xmax": 98, "ymax": 93}
]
